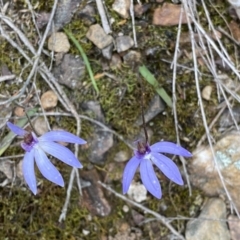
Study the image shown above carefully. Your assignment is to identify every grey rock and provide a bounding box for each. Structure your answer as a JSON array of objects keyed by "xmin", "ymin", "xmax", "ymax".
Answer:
[
  {"xmin": 86, "ymin": 24, "xmax": 113, "ymax": 49},
  {"xmin": 88, "ymin": 130, "xmax": 113, "ymax": 164},
  {"xmin": 219, "ymin": 106, "xmax": 240, "ymax": 128},
  {"xmin": 78, "ymin": 4, "xmax": 96, "ymax": 25},
  {"xmin": 135, "ymin": 95, "xmax": 165, "ymax": 125},
  {"xmin": 36, "ymin": 12, "xmax": 51, "ymax": 29},
  {"xmin": 53, "ymin": 54, "xmax": 85, "ymax": 89},
  {"xmin": 82, "ymin": 101, "xmax": 105, "ymax": 122},
  {"xmin": 53, "ymin": 0, "xmax": 79, "ymax": 31},
  {"xmin": 82, "ymin": 101, "xmax": 113, "ymax": 164},
  {"xmin": 116, "ymin": 35, "xmax": 134, "ymax": 53},
  {"xmin": 186, "ymin": 198, "xmax": 230, "ymax": 240},
  {"xmin": 190, "ymin": 132, "xmax": 240, "ymax": 212},
  {"xmin": 102, "ymin": 43, "xmax": 114, "ymax": 60}
]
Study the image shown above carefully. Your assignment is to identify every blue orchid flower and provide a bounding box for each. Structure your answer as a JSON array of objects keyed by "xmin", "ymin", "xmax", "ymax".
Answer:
[
  {"xmin": 122, "ymin": 141, "xmax": 192, "ymax": 199},
  {"xmin": 7, "ymin": 122, "xmax": 86, "ymax": 195}
]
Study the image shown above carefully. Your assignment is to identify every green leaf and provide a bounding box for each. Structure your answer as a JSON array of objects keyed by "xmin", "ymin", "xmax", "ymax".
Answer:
[
  {"xmin": 139, "ymin": 65, "xmax": 172, "ymax": 108},
  {"xmin": 0, "ymin": 107, "xmax": 38, "ymax": 156},
  {"xmin": 64, "ymin": 28, "xmax": 99, "ymax": 94}
]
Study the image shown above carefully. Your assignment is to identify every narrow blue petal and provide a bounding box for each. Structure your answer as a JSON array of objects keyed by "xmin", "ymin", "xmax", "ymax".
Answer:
[
  {"xmin": 151, "ymin": 152, "xmax": 183, "ymax": 185},
  {"xmin": 150, "ymin": 142, "xmax": 192, "ymax": 157},
  {"xmin": 34, "ymin": 147, "xmax": 64, "ymax": 187},
  {"xmin": 140, "ymin": 159, "xmax": 162, "ymax": 199},
  {"xmin": 39, "ymin": 131, "xmax": 86, "ymax": 144},
  {"xmin": 39, "ymin": 141, "xmax": 82, "ymax": 168},
  {"xmin": 22, "ymin": 150, "xmax": 37, "ymax": 194},
  {"xmin": 7, "ymin": 122, "xmax": 27, "ymax": 136},
  {"xmin": 122, "ymin": 156, "xmax": 141, "ymax": 194}
]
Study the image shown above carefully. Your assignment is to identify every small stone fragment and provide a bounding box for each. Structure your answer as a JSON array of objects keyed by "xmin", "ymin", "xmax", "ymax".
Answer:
[
  {"xmin": 82, "ymin": 229, "xmax": 90, "ymax": 236},
  {"xmin": 134, "ymin": 4, "xmax": 150, "ymax": 17},
  {"xmin": 82, "ymin": 101, "xmax": 113, "ymax": 164},
  {"xmin": 127, "ymin": 181, "xmax": 147, "ymax": 202},
  {"xmin": 123, "ymin": 51, "xmax": 141, "ymax": 65},
  {"xmin": 53, "ymin": 54, "xmax": 86, "ymax": 89},
  {"xmin": 229, "ymin": 21, "xmax": 240, "ymax": 42},
  {"xmin": 16, "ymin": 160, "xmax": 23, "ymax": 179},
  {"xmin": 40, "ymin": 90, "xmax": 58, "ymax": 110},
  {"xmin": 53, "ymin": 0, "xmax": 80, "ymax": 32},
  {"xmin": 116, "ymin": 36, "xmax": 134, "ymax": 52},
  {"xmin": 36, "ymin": 12, "xmax": 50, "ymax": 29},
  {"xmin": 131, "ymin": 209, "xmax": 145, "ymax": 225},
  {"xmin": 14, "ymin": 106, "xmax": 25, "ymax": 117},
  {"xmin": 108, "ymin": 222, "xmax": 142, "ymax": 239},
  {"xmin": 82, "ymin": 101, "xmax": 104, "ymax": 122},
  {"xmin": 153, "ymin": 3, "xmax": 189, "ymax": 26},
  {"xmin": 219, "ymin": 107, "xmax": 240, "ymax": 128},
  {"xmin": 135, "ymin": 95, "xmax": 165, "ymax": 125},
  {"xmin": 185, "ymin": 198, "xmax": 230, "ymax": 240},
  {"xmin": 78, "ymin": 4, "xmax": 96, "ymax": 25},
  {"xmin": 112, "ymin": 0, "xmax": 130, "ymax": 18},
  {"xmin": 109, "ymin": 53, "xmax": 122, "ymax": 69},
  {"xmin": 86, "ymin": 24, "xmax": 113, "ymax": 49},
  {"xmin": 33, "ymin": 117, "xmax": 49, "ymax": 136},
  {"xmin": 48, "ymin": 32, "xmax": 70, "ymax": 53},
  {"xmin": 114, "ymin": 150, "xmax": 129, "ymax": 162},
  {"xmin": 102, "ymin": 43, "xmax": 114, "ymax": 60},
  {"xmin": 228, "ymin": 215, "xmax": 240, "ymax": 240},
  {"xmin": 88, "ymin": 131, "xmax": 114, "ymax": 164},
  {"xmin": 122, "ymin": 205, "xmax": 129, "ymax": 212},
  {"xmin": 0, "ymin": 159, "xmax": 13, "ymax": 180},
  {"xmin": 201, "ymin": 85, "xmax": 212, "ymax": 100}
]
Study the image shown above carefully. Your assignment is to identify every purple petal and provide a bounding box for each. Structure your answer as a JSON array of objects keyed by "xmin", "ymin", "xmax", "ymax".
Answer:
[
  {"xmin": 150, "ymin": 142, "xmax": 192, "ymax": 157},
  {"xmin": 7, "ymin": 122, "xmax": 27, "ymax": 136},
  {"xmin": 39, "ymin": 131, "xmax": 86, "ymax": 144},
  {"xmin": 122, "ymin": 156, "xmax": 141, "ymax": 194},
  {"xmin": 140, "ymin": 159, "xmax": 162, "ymax": 199},
  {"xmin": 22, "ymin": 150, "xmax": 37, "ymax": 194},
  {"xmin": 39, "ymin": 141, "xmax": 82, "ymax": 168},
  {"xmin": 151, "ymin": 152, "xmax": 183, "ymax": 185},
  {"xmin": 34, "ymin": 147, "xmax": 64, "ymax": 187}
]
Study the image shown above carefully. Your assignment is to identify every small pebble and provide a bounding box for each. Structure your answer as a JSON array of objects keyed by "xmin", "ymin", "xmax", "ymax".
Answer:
[
  {"xmin": 114, "ymin": 150, "xmax": 129, "ymax": 162},
  {"xmin": 122, "ymin": 205, "xmax": 129, "ymax": 212},
  {"xmin": 40, "ymin": 90, "xmax": 58, "ymax": 110},
  {"xmin": 48, "ymin": 32, "xmax": 70, "ymax": 53},
  {"xmin": 33, "ymin": 117, "xmax": 49, "ymax": 136},
  {"xmin": 201, "ymin": 85, "xmax": 212, "ymax": 100},
  {"xmin": 14, "ymin": 106, "xmax": 25, "ymax": 117},
  {"xmin": 82, "ymin": 229, "xmax": 90, "ymax": 236},
  {"xmin": 127, "ymin": 181, "xmax": 147, "ymax": 202}
]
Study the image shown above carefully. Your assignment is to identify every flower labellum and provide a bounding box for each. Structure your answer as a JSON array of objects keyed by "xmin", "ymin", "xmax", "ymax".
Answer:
[
  {"xmin": 122, "ymin": 141, "xmax": 192, "ymax": 199},
  {"xmin": 7, "ymin": 122, "xmax": 86, "ymax": 195}
]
